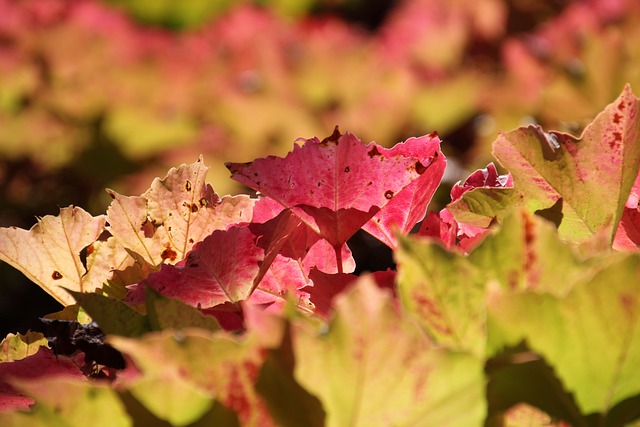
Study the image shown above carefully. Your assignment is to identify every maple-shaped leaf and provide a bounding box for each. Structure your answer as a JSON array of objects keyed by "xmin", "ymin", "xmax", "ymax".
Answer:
[
  {"xmin": 487, "ymin": 254, "xmax": 640, "ymax": 416},
  {"xmin": 110, "ymin": 329, "xmax": 274, "ymax": 426},
  {"xmin": 0, "ymin": 332, "xmax": 48, "ymax": 363},
  {"xmin": 292, "ymin": 278, "xmax": 486, "ymax": 427},
  {"xmin": 0, "ymin": 207, "xmax": 107, "ymax": 306},
  {"xmin": 107, "ymin": 156, "xmax": 254, "ymax": 267},
  {"xmin": 1, "ymin": 376, "xmax": 131, "ymax": 426},
  {"xmin": 361, "ymin": 133, "xmax": 446, "ymax": 249},
  {"xmin": 451, "ymin": 85, "xmax": 640, "ymax": 244},
  {"xmin": 227, "ymin": 128, "xmax": 430, "ymax": 267}
]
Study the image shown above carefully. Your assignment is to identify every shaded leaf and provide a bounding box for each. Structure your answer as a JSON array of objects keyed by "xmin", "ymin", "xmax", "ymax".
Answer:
[
  {"xmin": 3, "ymin": 377, "xmax": 131, "ymax": 427},
  {"xmin": 110, "ymin": 329, "xmax": 273, "ymax": 426},
  {"xmin": 0, "ymin": 207, "xmax": 106, "ymax": 305},
  {"xmin": 0, "ymin": 348, "xmax": 84, "ymax": 413},
  {"xmin": 145, "ymin": 287, "xmax": 220, "ymax": 332},
  {"xmin": 487, "ymin": 254, "xmax": 640, "ymax": 414},
  {"xmin": 67, "ymin": 290, "xmax": 151, "ymax": 337},
  {"xmin": 255, "ymin": 323, "xmax": 325, "ymax": 427}
]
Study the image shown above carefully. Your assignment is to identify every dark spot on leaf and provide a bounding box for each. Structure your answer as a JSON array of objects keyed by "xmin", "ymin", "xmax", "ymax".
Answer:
[
  {"xmin": 52, "ymin": 271, "xmax": 63, "ymax": 280},
  {"xmin": 191, "ymin": 204, "xmax": 199, "ymax": 213},
  {"xmin": 256, "ymin": 181, "xmax": 261, "ymax": 186},
  {"xmin": 618, "ymin": 101, "xmax": 626, "ymax": 110},
  {"xmin": 613, "ymin": 113, "xmax": 622, "ymax": 124},
  {"xmin": 189, "ymin": 238, "xmax": 194, "ymax": 244},
  {"xmin": 317, "ymin": 182, "xmax": 321, "ymax": 187},
  {"xmin": 189, "ymin": 263, "xmax": 199, "ymax": 268},
  {"xmin": 613, "ymin": 131, "xmax": 622, "ymax": 142},
  {"xmin": 167, "ymin": 226, "xmax": 172, "ymax": 232},
  {"xmin": 385, "ymin": 190, "xmax": 393, "ymax": 199},
  {"xmin": 344, "ymin": 166, "xmax": 350, "ymax": 173},
  {"xmin": 161, "ymin": 245, "xmax": 178, "ymax": 262},
  {"xmin": 428, "ymin": 131, "xmax": 439, "ymax": 138},
  {"xmin": 368, "ymin": 146, "xmax": 381, "ymax": 157},
  {"xmin": 185, "ymin": 180, "xmax": 192, "ymax": 192},
  {"xmin": 367, "ymin": 181, "xmax": 372, "ymax": 186},
  {"xmin": 168, "ymin": 212, "xmax": 173, "ymax": 216}
]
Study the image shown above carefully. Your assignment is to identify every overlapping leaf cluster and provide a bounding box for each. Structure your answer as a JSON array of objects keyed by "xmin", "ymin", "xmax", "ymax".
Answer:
[{"xmin": 2, "ymin": 87, "xmax": 640, "ymax": 426}]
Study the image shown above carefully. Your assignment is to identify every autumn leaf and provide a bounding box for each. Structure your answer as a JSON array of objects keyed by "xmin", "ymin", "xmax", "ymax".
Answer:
[
  {"xmin": 361, "ymin": 133, "xmax": 446, "ymax": 249},
  {"xmin": 110, "ymin": 329, "xmax": 273, "ymax": 426},
  {"xmin": 0, "ymin": 348, "xmax": 85, "ymax": 413},
  {"xmin": 487, "ymin": 254, "xmax": 640, "ymax": 415},
  {"xmin": 396, "ymin": 234, "xmax": 487, "ymax": 357},
  {"xmin": 0, "ymin": 332, "xmax": 48, "ymax": 363},
  {"xmin": 1, "ymin": 376, "xmax": 131, "ymax": 426},
  {"xmin": 0, "ymin": 207, "xmax": 106, "ymax": 306},
  {"xmin": 450, "ymin": 85, "xmax": 640, "ymax": 244},
  {"xmin": 107, "ymin": 156, "xmax": 254, "ymax": 267},
  {"xmin": 226, "ymin": 128, "xmax": 431, "ymax": 265},
  {"xmin": 293, "ymin": 277, "xmax": 486, "ymax": 427}
]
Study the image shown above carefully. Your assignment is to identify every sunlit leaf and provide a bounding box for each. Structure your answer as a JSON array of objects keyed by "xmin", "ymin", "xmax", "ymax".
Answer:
[
  {"xmin": 293, "ymin": 278, "xmax": 486, "ymax": 427},
  {"xmin": 0, "ymin": 207, "xmax": 106, "ymax": 305}
]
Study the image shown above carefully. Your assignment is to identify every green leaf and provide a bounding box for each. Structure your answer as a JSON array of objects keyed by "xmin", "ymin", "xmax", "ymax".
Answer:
[
  {"xmin": 396, "ymin": 234, "xmax": 487, "ymax": 357},
  {"xmin": 487, "ymin": 254, "xmax": 640, "ymax": 415},
  {"xmin": 451, "ymin": 85, "xmax": 640, "ymax": 244},
  {"xmin": 293, "ymin": 277, "xmax": 486, "ymax": 427},
  {"xmin": 110, "ymin": 329, "xmax": 271, "ymax": 426},
  {"xmin": 0, "ymin": 377, "xmax": 131, "ymax": 427},
  {"xmin": 145, "ymin": 287, "xmax": 220, "ymax": 332},
  {"xmin": 67, "ymin": 290, "xmax": 151, "ymax": 337},
  {"xmin": 468, "ymin": 209, "xmax": 590, "ymax": 297},
  {"xmin": 0, "ymin": 331, "xmax": 48, "ymax": 363}
]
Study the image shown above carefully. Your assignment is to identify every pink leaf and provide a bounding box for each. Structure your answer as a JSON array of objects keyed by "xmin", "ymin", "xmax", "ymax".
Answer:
[
  {"xmin": 307, "ymin": 269, "xmax": 396, "ymax": 317},
  {"xmin": 362, "ymin": 133, "xmax": 446, "ymax": 249},
  {"xmin": 226, "ymin": 128, "xmax": 429, "ymax": 251},
  {"xmin": 0, "ymin": 348, "xmax": 84, "ymax": 413},
  {"xmin": 142, "ymin": 226, "xmax": 264, "ymax": 308}
]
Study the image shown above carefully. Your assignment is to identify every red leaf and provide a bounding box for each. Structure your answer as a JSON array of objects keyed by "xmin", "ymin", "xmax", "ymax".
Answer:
[
  {"xmin": 0, "ymin": 348, "xmax": 84, "ymax": 413},
  {"xmin": 141, "ymin": 226, "xmax": 264, "ymax": 308},
  {"xmin": 307, "ymin": 269, "xmax": 396, "ymax": 317},
  {"xmin": 226, "ymin": 129, "xmax": 428, "ymax": 251},
  {"xmin": 450, "ymin": 162, "xmax": 512, "ymax": 202},
  {"xmin": 362, "ymin": 133, "xmax": 446, "ymax": 249}
]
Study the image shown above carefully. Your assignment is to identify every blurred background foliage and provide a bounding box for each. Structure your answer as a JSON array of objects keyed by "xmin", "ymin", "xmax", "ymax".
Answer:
[{"xmin": 2, "ymin": 0, "xmax": 640, "ymax": 334}]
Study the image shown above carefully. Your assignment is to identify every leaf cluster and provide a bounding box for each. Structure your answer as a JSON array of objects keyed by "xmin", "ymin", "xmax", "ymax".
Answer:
[{"xmin": 2, "ymin": 87, "xmax": 640, "ymax": 426}]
